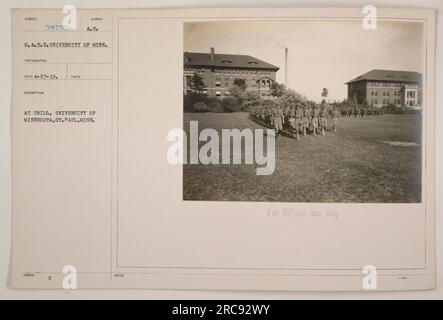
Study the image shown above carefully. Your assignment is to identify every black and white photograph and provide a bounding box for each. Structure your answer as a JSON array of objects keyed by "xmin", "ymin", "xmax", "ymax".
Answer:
[
  {"xmin": 4, "ymin": 4, "xmax": 438, "ymax": 296},
  {"xmin": 183, "ymin": 20, "xmax": 424, "ymax": 203}
]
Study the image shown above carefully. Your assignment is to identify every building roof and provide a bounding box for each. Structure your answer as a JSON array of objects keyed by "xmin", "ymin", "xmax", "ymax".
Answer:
[
  {"xmin": 346, "ymin": 69, "xmax": 422, "ymax": 84},
  {"xmin": 184, "ymin": 52, "xmax": 280, "ymax": 71}
]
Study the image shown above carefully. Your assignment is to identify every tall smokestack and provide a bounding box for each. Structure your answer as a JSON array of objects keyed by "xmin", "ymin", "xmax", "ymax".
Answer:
[
  {"xmin": 210, "ymin": 47, "xmax": 215, "ymax": 62},
  {"xmin": 284, "ymin": 47, "xmax": 288, "ymax": 87}
]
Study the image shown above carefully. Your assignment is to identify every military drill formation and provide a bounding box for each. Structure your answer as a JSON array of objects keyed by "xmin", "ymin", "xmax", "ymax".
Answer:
[{"xmin": 250, "ymin": 101, "xmax": 385, "ymax": 140}]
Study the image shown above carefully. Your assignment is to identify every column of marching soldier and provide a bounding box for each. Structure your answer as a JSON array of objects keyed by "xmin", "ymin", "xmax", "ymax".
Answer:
[{"xmin": 250, "ymin": 102, "xmax": 384, "ymax": 139}]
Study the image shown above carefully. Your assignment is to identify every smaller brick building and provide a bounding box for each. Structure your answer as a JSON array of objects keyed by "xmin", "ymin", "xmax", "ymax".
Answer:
[{"xmin": 346, "ymin": 69, "xmax": 423, "ymax": 108}]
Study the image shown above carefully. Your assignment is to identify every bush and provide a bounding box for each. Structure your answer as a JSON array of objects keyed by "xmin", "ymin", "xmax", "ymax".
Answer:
[
  {"xmin": 384, "ymin": 103, "xmax": 398, "ymax": 114},
  {"xmin": 241, "ymin": 91, "xmax": 261, "ymax": 111},
  {"xmin": 207, "ymin": 100, "xmax": 224, "ymax": 113},
  {"xmin": 277, "ymin": 88, "xmax": 306, "ymax": 108},
  {"xmin": 183, "ymin": 91, "xmax": 266, "ymax": 113},
  {"xmin": 183, "ymin": 82, "xmax": 308, "ymax": 113},
  {"xmin": 184, "ymin": 93, "xmax": 228, "ymax": 113},
  {"xmin": 262, "ymin": 99, "xmax": 277, "ymax": 107},
  {"xmin": 192, "ymin": 101, "xmax": 210, "ymax": 113},
  {"xmin": 184, "ymin": 93, "xmax": 208, "ymax": 112},
  {"xmin": 398, "ymin": 106, "xmax": 421, "ymax": 114},
  {"xmin": 221, "ymin": 97, "xmax": 239, "ymax": 113},
  {"xmin": 382, "ymin": 103, "xmax": 421, "ymax": 115}
]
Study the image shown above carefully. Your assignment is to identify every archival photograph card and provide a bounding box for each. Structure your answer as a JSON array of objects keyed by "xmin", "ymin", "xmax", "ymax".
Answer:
[{"xmin": 10, "ymin": 7, "xmax": 435, "ymax": 291}]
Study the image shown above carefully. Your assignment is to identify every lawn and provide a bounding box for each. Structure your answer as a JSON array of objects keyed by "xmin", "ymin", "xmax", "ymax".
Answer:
[{"xmin": 183, "ymin": 112, "xmax": 422, "ymax": 203}]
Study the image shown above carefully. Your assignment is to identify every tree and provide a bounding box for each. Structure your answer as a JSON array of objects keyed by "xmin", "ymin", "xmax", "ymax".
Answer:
[
  {"xmin": 270, "ymin": 82, "xmax": 286, "ymax": 97},
  {"xmin": 278, "ymin": 87, "xmax": 307, "ymax": 108},
  {"xmin": 192, "ymin": 101, "xmax": 210, "ymax": 112},
  {"xmin": 221, "ymin": 97, "xmax": 239, "ymax": 113},
  {"xmin": 227, "ymin": 82, "xmax": 263, "ymax": 112},
  {"xmin": 241, "ymin": 91, "xmax": 261, "ymax": 111},
  {"xmin": 321, "ymin": 88, "xmax": 329, "ymax": 103},
  {"xmin": 229, "ymin": 84, "xmax": 246, "ymax": 107},
  {"xmin": 190, "ymin": 72, "xmax": 205, "ymax": 93},
  {"xmin": 233, "ymin": 78, "xmax": 247, "ymax": 91}
]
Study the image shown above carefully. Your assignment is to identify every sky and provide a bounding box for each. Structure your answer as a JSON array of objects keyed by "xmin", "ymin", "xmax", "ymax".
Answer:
[{"xmin": 184, "ymin": 20, "xmax": 425, "ymax": 102}]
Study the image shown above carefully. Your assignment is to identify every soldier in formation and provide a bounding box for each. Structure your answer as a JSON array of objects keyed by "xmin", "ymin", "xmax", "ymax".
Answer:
[
  {"xmin": 250, "ymin": 100, "xmax": 341, "ymax": 139},
  {"xmin": 340, "ymin": 106, "xmax": 385, "ymax": 117}
]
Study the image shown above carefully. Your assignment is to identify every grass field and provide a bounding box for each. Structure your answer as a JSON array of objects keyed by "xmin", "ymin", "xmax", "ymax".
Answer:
[{"xmin": 183, "ymin": 112, "xmax": 422, "ymax": 203}]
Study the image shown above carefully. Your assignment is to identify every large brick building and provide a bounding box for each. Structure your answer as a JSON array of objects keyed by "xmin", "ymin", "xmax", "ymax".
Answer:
[
  {"xmin": 346, "ymin": 69, "xmax": 423, "ymax": 108},
  {"xmin": 184, "ymin": 47, "xmax": 279, "ymax": 98}
]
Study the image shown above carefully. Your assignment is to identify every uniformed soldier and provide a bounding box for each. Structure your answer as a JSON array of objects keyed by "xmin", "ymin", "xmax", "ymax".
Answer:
[
  {"xmin": 320, "ymin": 105, "xmax": 329, "ymax": 135},
  {"xmin": 347, "ymin": 107, "xmax": 352, "ymax": 117},
  {"xmin": 273, "ymin": 105, "xmax": 283, "ymax": 136},
  {"xmin": 282, "ymin": 106, "xmax": 289, "ymax": 127},
  {"xmin": 305, "ymin": 104, "xmax": 313, "ymax": 134},
  {"xmin": 259, "ymin": 106, "xmax": 265, "ymax": 121},
  {"xmin": 267, "ymin": 106, "xmax": 274, "ymax": 126},
  {"xmin": 282, "ymin": 105, "xmax": 290, "ymax": 130},
  {"xmin": 265, "ymin": 106, "xmax": 271, "ymax": 124},
  {"xmin": 289, "ymin": 105, "xmax": 296, "ymax": 136},
  {"xmin": 331, "ymin": 106, "xmax": 339, "ymax": 131},
  {"xmin": 251, "ymin": 106, "xmax": 258, "ymax": 120},
  {"xmin": 311, "ymin": 105, "xmax": 320, "ymax": 135},
  {"xmin": 301, "ymin": 103, "xmax": 310, "ymax": 136},
  {"xmin": 295, "ymin": 104, "xmax": 303, "ymax": 140}
]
